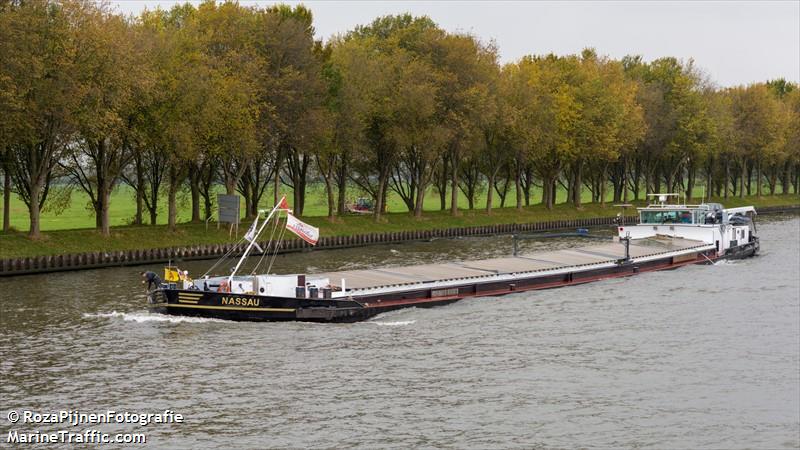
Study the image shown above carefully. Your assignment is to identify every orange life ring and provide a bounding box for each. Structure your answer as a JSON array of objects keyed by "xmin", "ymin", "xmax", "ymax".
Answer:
[{"xmin": 218, "ymin": 280, "xmax": 231, "ymax": 293}]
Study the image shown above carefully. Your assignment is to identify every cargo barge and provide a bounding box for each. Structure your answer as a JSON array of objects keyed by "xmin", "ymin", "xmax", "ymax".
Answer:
[{"xmin": 147, "ymin": 195, "xmax": 759, "ymax": 322}]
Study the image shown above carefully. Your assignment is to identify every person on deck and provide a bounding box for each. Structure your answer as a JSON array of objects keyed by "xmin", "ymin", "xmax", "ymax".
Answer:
[{"xmin": 141, "ymin": 271, "xmax": 161, "ymax": 291}]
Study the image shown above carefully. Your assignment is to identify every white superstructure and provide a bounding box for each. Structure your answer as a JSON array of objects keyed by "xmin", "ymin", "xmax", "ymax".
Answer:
[{"xmin": 617, "ymin": 194, "xmax": 757, "ymax": 257}]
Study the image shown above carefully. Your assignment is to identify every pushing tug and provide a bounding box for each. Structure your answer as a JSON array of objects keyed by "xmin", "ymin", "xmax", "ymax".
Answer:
[{"xmin": 147, "ymin": 194, "xmax": 759, "ymax": 322}]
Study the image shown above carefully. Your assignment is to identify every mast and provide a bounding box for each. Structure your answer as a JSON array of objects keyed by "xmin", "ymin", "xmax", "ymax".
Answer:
[{"xmin": 228, "ymin": 196, "xmax": 287, "ymax": 284}]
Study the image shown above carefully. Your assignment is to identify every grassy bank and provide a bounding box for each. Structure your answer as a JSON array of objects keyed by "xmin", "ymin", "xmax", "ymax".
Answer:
[
  {"xmin": 4, "ymin": 183, "xmax": 543, "ymax": 231},
  {"xmin": 1, "ymin": 182, "xmax": 738, "ymax": 231},
  {"xmin": 1, "ymin": 194, "xmax": 797, "ymax": 259}
]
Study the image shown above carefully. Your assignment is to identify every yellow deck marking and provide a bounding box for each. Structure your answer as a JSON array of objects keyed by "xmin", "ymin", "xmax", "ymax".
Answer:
[
  {"xmin": 178, "ymin": 294, "xmax": 201, "ymax": 304},
  {"xmin": 166, "ymin": 303, "xmax": 295, "ymax": 313}
]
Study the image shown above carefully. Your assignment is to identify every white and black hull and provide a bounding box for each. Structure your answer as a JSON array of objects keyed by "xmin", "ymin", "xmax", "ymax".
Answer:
[{"xmin": 147, "ymin": 244, "xmax": 748, "ymax": 323}]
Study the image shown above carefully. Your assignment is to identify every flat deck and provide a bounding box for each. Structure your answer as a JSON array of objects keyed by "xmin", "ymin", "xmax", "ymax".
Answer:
[{"xmin": 316, "ymin": 236, "xmax": 710, "ymax": 291}]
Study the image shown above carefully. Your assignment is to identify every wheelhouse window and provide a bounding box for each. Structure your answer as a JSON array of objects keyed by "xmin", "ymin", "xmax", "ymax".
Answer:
[{"xmin": 640, "ymin": 210, "xmax": 695, "ymax": 224}]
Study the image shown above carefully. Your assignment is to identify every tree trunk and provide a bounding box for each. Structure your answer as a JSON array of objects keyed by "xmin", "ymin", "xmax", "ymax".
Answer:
[
  {"xmin": 203, "ymin": 195, "xmax": 212, "ymax": 221},
  {"xmin": 622, "ymin": 158, "xmax": 629, "ymax": 203},
  {"xmin": 273, "ymin": 168, "xmax": 280, "ymax": 206},
  {"xmin": 739, "ymin": 161, "xmax": 746, "ymax": 198},
  {"xmin": 783, "ymin": 161, "xmax": 791, "ymax": 195},
  {"xmin": 540, "ymin": 175, "xmax": 548, "ymax": 205},
  {"xmin": 336, "ymin": 161, "xmax": 347, "ymax": 215},
  {"xmin": 413, "ymin": 188, "xmax": 424, "ymax": 218},
  {"xmin": 795, "ymin": 163, "xmax": 799, "ymax": 194},
  {"xmin": 450, "ymin": 154, "xmax": 460, "ymax": 216},
  {"xmin": 95, "ymin": 206, "xmax": 102, "ymax": 228},
  {"xmin": 273, "ymin": 148, "xmax": 282, "ymax": 205},
  {"xmin": 515, "ymin": 162, "xmax": 522, "ymax": 210},
  {"xmin": 3, "ymin": 164, "xmax": 10, "ymax": 232},
  {"xmin": 495, "ymin": 170, "xmax": 510, "ymax": 208},
  {"xmin": 134, "ymin": 154, "xmax": 144, "ymax": 225},
  {"xmin": 323, "ymin": 175, "xmax": 335, "ymax": 220},
  {"xmin": 746, "ymin": 163, "xmax": 752, "ymax": 196},
  {"xmin": 566, "ymin": 172, "xmax": 574, "ymax": 205},
  {"xmin": 242, "ymin": 176, "xmax": 253, "ymax": 219},
  {"xmin": 135, "ymin": 186, "xmax": 144, "ymax": 225},
  {"xmin": 293, "ymin": 177, "xmax": 305, "ymax": 217},
  {"xmin": 382, "ymin": 185, "xmax": 388, "ymax": 214},
  {"xmin": 600, "ymin": 173, "xmax": 607, "ymax": 207},
  {"xmin": 225, "ymin": 179, "xmax": 236, "ymax": 196},
  {"xmin": 642, "ymin": 171, "xmax": 649, "ymax": 200},
  {"xmin": 523, "ymin": 166, "xmax": 532, "ymax": 206},
  {"xmin": 28, "ymin": 181, "xmax": 41, "ymax": 239},
  {"xmin": 414, "ymin": 176, "xmax": 427, "ymax": 218},
  {"xmin": 249, "ymin": 178, "xmax": 260, "ymax": 218},
  {"xmin": 438, "ymin": 156, "xmax": 448, "ymax": 210},
  {"xmin": 168, "ymin": 166, "xmax": 181, "ymax": 232},
  {"xmin": 100, "ymin": 184, "xmax": 111, "ymax": 237},
  {"xmin": 544, "ymin": 176, "xmax": 554, "ymax": 209},
  {"xmin": 724, "ymin": 160, "xmax": 730, "ymax": 198},
  {"xmin": 756, "ymin": 159, "xmax": 763, "ymax": 197},
  {"xmin": 190, "ymin": 170, "xmax": 201, "ymax": 223},
  {"xmin": 768, "ymin": 168, "xmax": 777, "ymax": 195},
  {"xmin": 485, "ymin": 172, "xmax": 494, "ymax": 214},
  {"xmin": 573, "ymin": 163, "xmax": 583, "ymax": 208},
  {"xmin": 374, "ymin": 170, "xmax": 388, "ymax": 222}
]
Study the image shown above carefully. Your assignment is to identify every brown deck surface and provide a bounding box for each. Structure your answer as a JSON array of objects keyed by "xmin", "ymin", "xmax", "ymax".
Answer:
[{"xmin": 316, "ymin": 236, "xmax": 710, "ymax": 290}]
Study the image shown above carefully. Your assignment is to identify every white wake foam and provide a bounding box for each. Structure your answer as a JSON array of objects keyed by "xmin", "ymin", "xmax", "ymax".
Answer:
[
  {"xmin": 83, "ymin": 311, "xmax": 221, "ymax": 324},
  {"xmin": 371, "ymin": 320, "xmax": 416, "ymax": 327},
  {"xmin": 713, "ymin": 259, "xmax": 740, "ymax": 266}
]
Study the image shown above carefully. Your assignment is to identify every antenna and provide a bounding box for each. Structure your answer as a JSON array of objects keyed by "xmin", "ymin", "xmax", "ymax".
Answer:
[{"xmin": 647, "ymin": 193, "xmax": 680, "ymax": 207}]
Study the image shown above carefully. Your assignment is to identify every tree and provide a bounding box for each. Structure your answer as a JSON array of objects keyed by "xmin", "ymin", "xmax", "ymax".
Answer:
[
  {"xmin": 702, "ymin": 90, "xmax": 734, "ymax": 199},
  {"xmin": 730, "ymin": 84, "xmax": 785, "ymax": 198},
  {"xmin": 334, "ymin": 17, "xmax": 446, "ymax": 221},
  {"xmin": 434, "ymin": 34, "xmax": 497, "ymax": 216},
  {"xmin": 505, "ymin": 55, "xmax": 579, "ymax": 210},
  {"xmin": 480, "ymin": 92, "xmax": 512, "ymax": 213},
  {"xmin": 137, "ymin": 4, "xmax": 201, "ymax": 231},
  {"xmin": 258, "ymin": 5, "xmax": 326, "ymax": 216},
  {"xmin": 783, "ymin": 89, "xmax": 800, "ymax": 194},
  {"xmin": 0, "ymin": 0, "xmax": 92, "ymax": 238},
  {"xmin": 0, "ymin": 3, "xmax": 22, "ymax": 232},
  {"xmin": 191, "ymin": 1, "xmax": 262, "ymax": 200},
  {"xmin": 59, "ymin": 4, "xmax": 142, "ymax": 236}
]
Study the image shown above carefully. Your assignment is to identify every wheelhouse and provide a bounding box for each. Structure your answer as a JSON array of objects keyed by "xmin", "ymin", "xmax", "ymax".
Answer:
[{"xmin": 638, "ymin": 203, "xmax": 724, "ymax": 225}]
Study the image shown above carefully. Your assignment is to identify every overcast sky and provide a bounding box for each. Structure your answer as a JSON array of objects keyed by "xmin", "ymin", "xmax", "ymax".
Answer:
[{"xmin": 111, "ymin": 1, "xmax": 799, "ymax": 87}]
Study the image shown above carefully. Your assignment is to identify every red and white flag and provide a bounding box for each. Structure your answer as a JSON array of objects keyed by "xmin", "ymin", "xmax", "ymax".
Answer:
[
  {"xmin": 277, "ymin": 196, "xmax": 290, "ymax": 210},
  {"xmin": 285, "ymin": 213, "xmax": 319, "ymax": 245}
]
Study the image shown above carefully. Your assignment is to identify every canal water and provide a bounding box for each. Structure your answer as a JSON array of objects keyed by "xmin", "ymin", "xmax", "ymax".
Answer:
[{"xmin": 1, "ymin": 216, "xmax": 798, "ymax": 448}]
